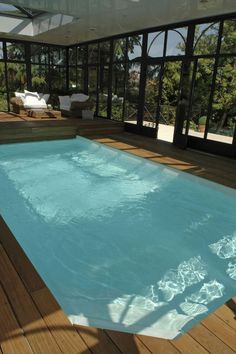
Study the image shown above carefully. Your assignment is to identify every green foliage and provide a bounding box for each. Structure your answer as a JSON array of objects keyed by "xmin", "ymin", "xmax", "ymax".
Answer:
[{"xmin": 198, "ymin": 116, "xmax": 207, "ymax": 125}]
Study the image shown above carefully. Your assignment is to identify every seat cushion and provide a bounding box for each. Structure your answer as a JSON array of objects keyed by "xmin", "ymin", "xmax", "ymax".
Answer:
[
  {"xmin": 24, "ymin": 90, "xmax": 39, "ymax": 98},
  {"xmin": 71, "ymin": 93, "xmax": 89, "ymax": 102},
  {"xmin": 24, "ymin": 93, "xmax": 47, "ymax": 109},
  {"xmin": 39, "ymin": 93, "xmax": 50, "ymax": 103},
  {"xmin": 59, "ymin": 95, "xmax": 71, "ymax": 109}
]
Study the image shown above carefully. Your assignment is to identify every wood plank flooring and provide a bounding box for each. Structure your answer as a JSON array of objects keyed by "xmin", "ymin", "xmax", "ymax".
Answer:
[
  {"xmin": 0, "ymin": 126, "xmax": 236, "ymax": 353},
  {"xmin": 0, "ymin": 113, "xmax": 124, "ymax": 143}
]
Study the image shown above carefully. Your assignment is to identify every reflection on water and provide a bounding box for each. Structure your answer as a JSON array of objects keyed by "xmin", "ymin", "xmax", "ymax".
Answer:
[
  {"xmin": 227, "ymin": 262, "xmax": 236, "ymax": 280},
  {"xmin": 209, "ymin": 234, "xmax": 236, "ymax": 259},
  {"xmin": 0, "ymin": 151, "xmax": 176, "ymax": 224},
  {"xmin": 180, "ymin": 302, "xmax": 208, "ymax": 317},
  {"xmin": 209, "ymin": 234, "xmax": 236, "ymax": 281},
  {"xmin": 185, "ymin": 280, "xmax": 224, "ymax": 304},
  {"xmin": 0, "ymin": 138, "xmax": 236, "ymax": 340},
  {"xmin": 157, "ymin": 256, "xmax": 207, "ymax": 301}
]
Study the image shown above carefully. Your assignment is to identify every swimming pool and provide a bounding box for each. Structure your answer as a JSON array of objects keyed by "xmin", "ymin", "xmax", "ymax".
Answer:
[{"xmin": 0, "ymin": 137, "xmax": 235, "ymax": 339}]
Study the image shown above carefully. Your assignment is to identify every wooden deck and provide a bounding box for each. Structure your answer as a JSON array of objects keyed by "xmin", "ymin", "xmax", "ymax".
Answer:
[
  {"xmin": 0, "ymin": 121, "xmax": 236, "ymax": 353},
  {"xmin": 1, "ymin": 215, "xmax": 236, "ymax": 354},
  {"xmin": 0, "ymin": 112, "xmax": 124, "ymax": 143}
]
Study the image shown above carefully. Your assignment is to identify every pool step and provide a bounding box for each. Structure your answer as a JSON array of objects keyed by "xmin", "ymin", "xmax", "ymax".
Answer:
[
  {"xmin": 0, "ymin": 121, "xmax": 77, "ymax": 144},
  {"xmin": 77, "ymin": 123, "xmax": 124, "ymax": 137}
]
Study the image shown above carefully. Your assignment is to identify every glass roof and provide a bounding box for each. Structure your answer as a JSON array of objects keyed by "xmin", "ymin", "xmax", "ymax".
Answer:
[{"xmin": 0, "ymin": 2, "xmax": 43, "ymax": 18}]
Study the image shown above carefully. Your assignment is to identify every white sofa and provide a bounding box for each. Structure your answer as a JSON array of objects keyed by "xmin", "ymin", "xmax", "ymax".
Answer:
[
  {"xmin": 11, "ymin": 91, "xmax": 50, "ymax": 114},
  {"xmin": 59, "ymin": 93, "xmax": 93, "ymax": 117}
]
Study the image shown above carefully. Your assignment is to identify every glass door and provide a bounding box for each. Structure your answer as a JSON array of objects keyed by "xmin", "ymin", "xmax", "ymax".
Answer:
[{"xmin": 158, "ymin": 60, "xmax": 182, "ymax": 143}]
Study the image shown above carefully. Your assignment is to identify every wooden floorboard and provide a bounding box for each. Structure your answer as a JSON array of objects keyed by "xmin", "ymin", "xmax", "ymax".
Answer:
[{"xmin": 0, "ymin": 127, "xmax": 236, "ymax": 353}]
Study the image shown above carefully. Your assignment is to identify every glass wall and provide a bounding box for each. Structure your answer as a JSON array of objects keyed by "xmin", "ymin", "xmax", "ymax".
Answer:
[
  {"xmin": 0, "ymin": 40, "xmax": 67, "ymax": 110},
  {"xmin": 1, "ymin": 14, "xmax": 236, "ymax": 157}
]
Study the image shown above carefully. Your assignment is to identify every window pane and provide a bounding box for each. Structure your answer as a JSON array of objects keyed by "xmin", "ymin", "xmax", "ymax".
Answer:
[
  {"xmin": 6, "ymin": 42, "xmax": 25, "ymax": 61},
  {"xmin": 124, "ymin": 62, "xmax": 141, "ymax": 124},
  {"xmin": 88, "ymin": 44, "xmax": 98, "ymax": 64},
  {"xmin": 194, "ymin": 22, "xmax": 219, "ymax": 55},
  {"xmin": 0, "ymin": 62, "xmax": 6, "ymax": 91},
  {"xmin": 0, "ymin": 3, "xmax": 28, "ymax": 17},
  {"xmin": 166, "ymin": 28, "xmax": 187, "ymax": 56},
  {"xmin": 31, "ymin": 45, "xmax": 48, "ymax": 64},
  {"xmin": 128, "ymin": 35, "xmax": 143, "ymax": 60},
  {"xmin": 69, "ymin": 66, "xmax": 77, "ymax": 90},
  {"xmin": 113, "ymin": 38, "xmax": 126, "ymax": 62},
  {"xmin": 100, "ymin": 41, "xmax": 110, "ymax": 63},
  {"xmin": 50, "ymin": 67, "xmax": 66, "ymax": 91},
  {"xmin": 112, "ymin": 63, "xmax": 125, "ymax": 121},
  {"xmin": 98, "ymin": 64, "xmax": 109, "ymax": 117},
  {"xmin": 0, "ymin": 42, "xmax": 3, "ymax": 60},
  {"xmin": 188, "ymin": 58, "xmax": 215, "ymax": 139},
  {"xmin": 7, "ymin": 63, "xmax": 27, "ymax": 91},
  {"xmin": 207, "ymin": 57, "xmax": 236, "ymax": 144},
  {"xmin": 220, "ymin": 19, "xmax": 236, "ymax": 54},
  {"xmin": 77, "ymin": 68, "xmax": 84, "ymax": 92},
  {"xmin": 0, "ymin": 93, "xmax": 8, "ymax": 111},
  {"xmin": 69, "ymin": 47, "xmax": 77, "ymax": 65},
  {"xmin": 31, "ymin": 65, "xmax": 49, "ymax": 92},
  {"xmin": 88, "ymin": 66, "xmax": 97, "ymax": 111},
  {"xmin": 147, "ymin": 31, "xmax": 165, "ymax": 58},
  {"xmin": 50, "ymin": 48, "xmax": 66, "ymax": 66},
  {"xmin": 77, "ymin": 46, "xmax": 86, "ymax": 65},
  {"xmin": 159, "ymin": 61, "xmax": 182, "ymax": 142},
  {"xmin": 143, "ymin": 64, "xmax": 161, "ymax": 128}
]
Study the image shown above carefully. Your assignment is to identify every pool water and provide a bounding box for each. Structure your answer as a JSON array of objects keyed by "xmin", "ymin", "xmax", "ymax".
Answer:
[{"xmin": 0, "ymin": 137, "xmax": 235, "ymax": 339}]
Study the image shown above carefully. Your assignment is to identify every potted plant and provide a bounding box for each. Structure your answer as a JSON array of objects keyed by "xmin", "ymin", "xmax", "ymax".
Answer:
[{"xmin": 198, "ymin": 116, "xmax": 207, "ymax": 132}]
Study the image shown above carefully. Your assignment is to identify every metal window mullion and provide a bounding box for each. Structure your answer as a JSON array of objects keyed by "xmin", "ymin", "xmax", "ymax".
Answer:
[
  {"xmin": 107, "ymin": 39, "xmax": 113, "ymax": 119},
  {"xmin": 3, "ymin": 41, "xmax": 10, "ymax": 111},
  {"xmin": 155, "ymin": 30, "xmax": 168, "ymax": 128},
  {"xmin": 137, "ymin": 33, "xmax": 148, "ymax": 127},
  {"xmin": 204, "ymin": 20, "xmax": 224, "ymax": 139}
]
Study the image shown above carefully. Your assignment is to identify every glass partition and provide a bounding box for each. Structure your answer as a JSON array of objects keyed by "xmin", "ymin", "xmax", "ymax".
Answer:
[
  {"xmin": 147, "ymin": 31, "xmax": 165, "ymax": 58},
  {"xmin": 111, "ymin": 63, "xmax": 125, "ymax": 121},
  {"xmin": 220, "ymin": 20, "xmax": 236, "ymax": 54},
  {"xmin": 114, "ymin": 38, "xmax": 127, "ymax": 62},
  {"xmin": 166, "ymin": 28, "xmax": 187, "ymax": 56},
  {"xmin": 194, "ymin": 22, "xmax": 219, "ymax": 55},
  {"xmin": 124, "ymin": 63, "xmax": 141, "ymax": 124},
  {"xmin": 207, "ymin": 57, "xmax": 236, "ymax": 144},
  {"xmin": 0, "ymin": 42, "xmax": 3, "ymax": 60},
  {"xmin": 6, "ymin": 42, "xmax": 25, "ymax": 61},
  {"xmin": 128, "ymin": 35, "xmax": 143, "ymax": 60},
  {"xmin": 143, "ymin": 64, "xmax": 161, "ymax": 128},
  {"xmin": 31, "ymin": 65, "xmax": 49, "ymax": 92},
  {"xmin": 188, "ymin": 58, "xmax": 215, "ymax": 139},
  {"xmin": 31, "ymin": 45, "xmax": 48, "ymax": 64}
]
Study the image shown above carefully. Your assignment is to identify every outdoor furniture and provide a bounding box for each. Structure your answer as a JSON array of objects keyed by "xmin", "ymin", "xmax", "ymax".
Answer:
[
  {"xmin": 10, "ymin": 91, "xmax": 50, "ymax": 115},
  {"xmin": 59, "ymin": 93, "xmax": 93, "ymax": 118}
]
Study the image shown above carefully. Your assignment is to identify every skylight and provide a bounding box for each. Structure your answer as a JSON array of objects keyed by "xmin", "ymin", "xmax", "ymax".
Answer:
[{"xmin": 0, "ymin": 2, "xmax": 43, "ymax": 18}]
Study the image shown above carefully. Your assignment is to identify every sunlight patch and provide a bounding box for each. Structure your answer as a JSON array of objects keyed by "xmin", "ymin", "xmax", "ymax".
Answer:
[
  {"xmin": 158, "ymin": 256, "xmax": 207, "ymax": 301},
  {"xmin": 209, "ymin": 234, "xmax": 236, "ymax": 259},
  {"xmin": 185, "ymin": 280, "xmax": 224, "ymax": 305}
]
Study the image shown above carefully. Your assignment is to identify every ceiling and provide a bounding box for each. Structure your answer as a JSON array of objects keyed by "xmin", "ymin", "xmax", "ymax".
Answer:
[{"xmin": 0, "ymin": 0, "xmax": 236, "ymax": 45}]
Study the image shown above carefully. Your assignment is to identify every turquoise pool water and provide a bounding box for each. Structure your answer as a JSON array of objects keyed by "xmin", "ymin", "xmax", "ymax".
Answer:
[{"xmin": 0, "ymin": 137, "xmax": 236, "ymax": 339}]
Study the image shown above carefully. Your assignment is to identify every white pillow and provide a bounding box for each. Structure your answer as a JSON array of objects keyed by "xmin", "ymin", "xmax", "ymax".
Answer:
[
  {"xmin": 39, "ymin": 93, "xmax": 50, "ymax": 103},
  {"xmin": 24, "ymin": 94, "xmax": 40, "ymax": 106},
  {"xmin": 24, "ymin": 94, "xmax": 47, "ymax": 108},
  {"xmin": 59, "ymin": 95, "xmax": 71, "ymax": 109},
  {"xmin": 71, "ymin": 93, "xmax": 89, "ymax": 102},
  {"xmin": 24, "ymin": 90, "xmax": 39, "ymax": 98},
  {"xmin": 15, "ymin": 92, "xmax": 25, "ymax": 103}
]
